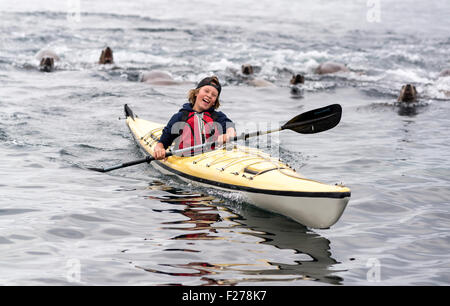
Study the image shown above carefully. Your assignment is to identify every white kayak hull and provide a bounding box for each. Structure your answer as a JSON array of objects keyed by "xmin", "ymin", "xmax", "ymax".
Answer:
[{"xmin": 151, "ymin": 159, "xmax": 349, "ymax": 229}]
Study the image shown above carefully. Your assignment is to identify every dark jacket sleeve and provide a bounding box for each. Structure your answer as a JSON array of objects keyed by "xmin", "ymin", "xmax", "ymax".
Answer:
[
  {"xmin": 159, "ymin": 112, "xmax": 184, "ymax": 149},
  {"xmin": 214, "ymin": 111, "xmax": 235, "ymax": 133}
]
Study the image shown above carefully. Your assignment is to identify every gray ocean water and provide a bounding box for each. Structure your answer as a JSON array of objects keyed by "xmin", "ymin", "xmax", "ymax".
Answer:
[{"xmin": 1, "ymin": 0, "xmax": 450, "ymax": 285}]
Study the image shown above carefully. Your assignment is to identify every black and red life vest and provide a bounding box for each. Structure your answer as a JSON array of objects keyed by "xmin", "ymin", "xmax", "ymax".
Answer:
[{"xmin": 176, "ymin": 110, "xmax": 220, "ymax": 152}]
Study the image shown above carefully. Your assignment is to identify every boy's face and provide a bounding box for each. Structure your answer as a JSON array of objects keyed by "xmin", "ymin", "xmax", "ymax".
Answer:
[{"xmin": 194, "ymin": 85, "xmax": 218, "ymax": 112}]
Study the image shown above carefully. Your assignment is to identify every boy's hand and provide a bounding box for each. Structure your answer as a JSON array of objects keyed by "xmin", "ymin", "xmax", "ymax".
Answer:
[
  {"xmin": 218, "ymin": 128, "xmax": 237, "ymax": 145},
  {"xmin": 226, "ymin": 127, "xmax": 237, "ymax": 141},
  {"xmin": 153, "ymin": 142, "xmax": 166, "ymax": 160}
]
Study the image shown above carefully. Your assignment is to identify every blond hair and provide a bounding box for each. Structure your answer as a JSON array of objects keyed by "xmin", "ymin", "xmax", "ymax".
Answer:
[{"xmin": 188, "ymin": 76, "xmax": 221, "ymax": 110}]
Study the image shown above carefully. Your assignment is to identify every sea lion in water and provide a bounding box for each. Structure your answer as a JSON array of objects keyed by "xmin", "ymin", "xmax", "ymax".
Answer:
[
  {"xmin": 35, "ymin": 50, "xmax": 60, "ymax": 72},
  {"xmin": 39, "ymin": 57, "xmax": 54, "ymax": 72},
  {"xmin": 290, "ymin": 74, "xmax": 305, "ymax": 85},
  {"xmin": 99, "ymin": 47, "xmax": 114, "ymax": 64},
  {"xmin": 290, "ymin": 74, "xmax": 305, "ymax": 97},
  {"xmin": 241, "ymin": 64, "xmax": 254, "ymax": 75},
  {"xmin": 397, "ymin": 84, "xmax": 417, "ymax": 103},
  {"xmin": 240, "ymin": 64, "xmax": 274, "ymax": 87},
  {"xmin": 140, "ymin": 71, "xmax": 181, "ymax": 85},
  {"xmin": 314, "ymin": 62, "xmax": 350, "ymax": 75}
]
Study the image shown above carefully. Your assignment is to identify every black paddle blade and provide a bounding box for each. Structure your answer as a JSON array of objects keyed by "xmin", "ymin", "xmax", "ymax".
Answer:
[
  {"xmin": 281, "ymin": 104, "xmax": 342, "ymax": 134},
  {"xmin": 124, "ymin": 104, "xmax": 136, "ymax": 120}
]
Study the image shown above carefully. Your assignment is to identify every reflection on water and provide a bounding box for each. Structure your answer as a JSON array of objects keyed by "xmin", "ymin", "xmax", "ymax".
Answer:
[
  {"xmin": 136, "ymin": 181, "xmax": 344, "ymax": 285},
  {"xmin": 397, "ymin": 104, "xmax": 418, "ymax": 117},
  {"xmin": 395, "ymin": 102, "xmax": 429, "ymax": 117},
  {"xmin": 360, "ymin": 101, "xmax": 428, "ymax": 117}
]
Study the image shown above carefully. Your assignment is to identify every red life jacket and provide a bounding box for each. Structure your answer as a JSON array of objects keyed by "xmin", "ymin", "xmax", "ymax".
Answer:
[{"xmin": 176, "ymin": 110, "xmax": 220, "ymax": 154}]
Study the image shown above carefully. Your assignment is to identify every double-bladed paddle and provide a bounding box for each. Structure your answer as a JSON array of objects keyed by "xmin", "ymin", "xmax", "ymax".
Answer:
[{"xmin": 88, "ymin": 104, "xmax": 342, "ymax": 173}]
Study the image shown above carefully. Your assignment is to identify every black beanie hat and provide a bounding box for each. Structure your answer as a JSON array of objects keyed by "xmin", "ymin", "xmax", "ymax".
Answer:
[{"xmin": 196, "ymin": 76, "xmax": 221, "ymax": 96}]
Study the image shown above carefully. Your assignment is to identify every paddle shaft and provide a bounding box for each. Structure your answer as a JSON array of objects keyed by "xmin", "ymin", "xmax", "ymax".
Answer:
[
  {"xmin": 230, "ymin": 111, "xmax": 337, "ymax": 142},
  {"xmin": 89, "ymin": 133, "xmax": 265, "ymax": 173},
  {"xmin": 88, "ymin": 104, "xmax": 341, "ymax": 173},
  {"xmin": 98, "ymin": 156, "xmax": 155, "ymax": 172},
  {"xmin": 234, "ymin": 127, "xmax": 282, "ymax": 142}
]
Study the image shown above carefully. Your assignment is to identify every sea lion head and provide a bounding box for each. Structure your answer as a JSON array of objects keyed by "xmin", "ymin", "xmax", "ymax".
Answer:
[
  {"xmin": 99, "ymin": 47, "xmax": 114, "ymax": 64},
  {"xmin": 398, "ymin": 84, "xmax": 417, "ymax": 103},
  {"xmin": 290, "ymin": 74, "xmax": 305, "ymax": 85},
  {"xmin": 39, "ymin": 57, "xmax": 55, "ymax": 72},
  {"xmin": 241, "ymin": 64, "xmax": 254, "ymax": 75}
]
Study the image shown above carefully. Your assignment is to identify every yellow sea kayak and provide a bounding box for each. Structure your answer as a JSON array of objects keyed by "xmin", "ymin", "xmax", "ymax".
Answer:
[{"xmin": 125, "ymin": 105, "xmax": 350, "ymax": 229}]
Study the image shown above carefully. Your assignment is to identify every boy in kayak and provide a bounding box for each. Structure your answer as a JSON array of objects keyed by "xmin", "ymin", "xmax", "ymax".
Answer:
[{"xmin": 153, "ymin": 76, "xmax": 236, "ymax": 160}]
